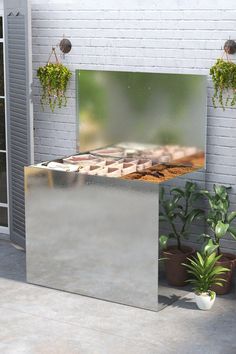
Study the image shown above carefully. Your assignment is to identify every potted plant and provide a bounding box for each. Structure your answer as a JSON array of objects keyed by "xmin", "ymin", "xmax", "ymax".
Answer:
[
  {"xmin": 210, "ymin": 58, "xmax": 236, "ymax": 110},
  {"xmin": 201, "ymin": 184, "xmax": 236, "ymax": 294},
  {"xmin": 183, "ymin": 249, "xmax": 229, "ymax": 310},
  {"xmin": 37, "ymin": 48, "xmax": 72, "ymax": 112},
  {"xmin": 159, "ymin": 181, "xmax": 204, "ymax": 286}
]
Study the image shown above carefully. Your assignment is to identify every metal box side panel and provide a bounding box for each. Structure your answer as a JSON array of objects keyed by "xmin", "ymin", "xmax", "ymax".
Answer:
[{"xmin": 25, "ymin": 167, "xmax": 159, "ymax": 311}]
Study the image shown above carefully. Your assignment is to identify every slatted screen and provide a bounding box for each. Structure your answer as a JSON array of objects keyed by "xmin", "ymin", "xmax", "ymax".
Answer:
[{"xmin": 7, "ymin": 13, "xmax": 31, "ymax": 247}]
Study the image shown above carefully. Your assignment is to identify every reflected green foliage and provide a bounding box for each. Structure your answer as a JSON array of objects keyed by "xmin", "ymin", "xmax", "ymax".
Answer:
[
  {"xmin": 77, "ymin": 70, "xmax": 206, "ymax": 152},
  {"xmin": 112, "ymin": 72, "xmax": 200, "ymax": 115},
  {"xmin": 78, "ymin": 71, "xmax": 107, "ymax": 122},
  {"xmin": 154, "ymin": 127, "xmax": 180, "ymax": 145}
]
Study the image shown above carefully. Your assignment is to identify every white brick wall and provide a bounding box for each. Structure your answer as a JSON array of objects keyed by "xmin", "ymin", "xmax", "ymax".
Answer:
[{"xmin": 31, "ymin": 0, "xmax": 236, "ymax": 251}]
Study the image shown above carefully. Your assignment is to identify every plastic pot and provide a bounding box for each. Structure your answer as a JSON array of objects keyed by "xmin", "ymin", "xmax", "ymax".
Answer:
[
  {"xmin": 211, "ymin": 252, "xmax": 236, "ymax": 295},
  {"xmin": 162, "ymin": 245, "xmax": 195, "ymax": 286}
]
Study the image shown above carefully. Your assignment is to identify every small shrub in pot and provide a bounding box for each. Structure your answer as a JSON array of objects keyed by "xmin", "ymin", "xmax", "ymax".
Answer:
[
  {"xmin": 200, "ymin": 184, "xmax": 236, "ymax": 294},
  {"xmin": 37, "ymin": 62, "xmax": 72, "ymax": 112},
  {"xmin": 159, "ymin": 181, "xmax": 204, "ymax": 286},
  {"xmin": 210, "ymin": 58, "xmax": 236, "ymax": 110},
  {"xmin": 183, "ymin": 247, "xmax": 229, "ymax": 310}
]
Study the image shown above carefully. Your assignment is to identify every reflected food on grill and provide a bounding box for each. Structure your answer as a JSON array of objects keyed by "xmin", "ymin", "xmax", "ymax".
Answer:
[{"xmin": 35, "ymin": 142, "xmax": 204, "ymax": 182}]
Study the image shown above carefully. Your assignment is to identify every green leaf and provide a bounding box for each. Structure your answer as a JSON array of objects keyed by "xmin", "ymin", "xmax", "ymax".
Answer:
[
  {"xmin": 186, "ymin": 209, "xmax": 205, "ymax": 224},
  {"xmin": 227, "ymin": 211, "xmax": 236, "ymax": 223},
  {"xmin": 228, "ymin": 226, "xmax": 236, "ymax": 239},
  {"xmin": 199, "ymin": 190, "xmax": 212, "ymax": 200},
  {"xmin": 214, "ymin": 184, "xmax": 228, "ymax": 197},
  {"xmin": 202, "ymin": 239, "xmax": 219, "ymax": 255},
  {"xmin": 182, "ymin": 250, "xmax": 229, "ymax": 292},
  {"xmin": 159, "ymin": 214, "xmax": 168, "ymax": 222},
  {"xmin": 191, "ymin": 192, "xmax": 203, "ymax": 202},
  {"xmin": 185, "ymin": 182, "xmax": 196, "ymax": 198},
  {"xmin": 215, "ymin": 221, "xmax": 229, "ymax": 238},
  {"xmin": 160, "ymin": 187, "xmax": 165, "ymax": 201},
  {"xmin": 159, "ymin": 235, "xmax": 169, "ymax": 250},
  {"xmin": 171, "ymin": 188, "xmax": 185, "ymax": 197},
  {"xmin": 209, "ymin": 290, "xmax": 215, "ymax": 300},
  {"xmin": 196, "ymin": 252, "xmax": 204, "ymax": 267},
  {"xmin": 172, "ymin": 194, "xmax": 182, "ymax": 205}
]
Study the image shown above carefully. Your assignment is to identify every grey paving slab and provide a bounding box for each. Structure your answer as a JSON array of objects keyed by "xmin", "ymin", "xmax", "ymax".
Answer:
[
  {"xmin": 0, "ymin": 240, "xmax": 235, "ymax": 354},
  {"xmin": 0, "ymin": 307, "xmax": 160, "ymax": 354},
  {"xmin": 0, "ymin": 240, "xmax": 26, "ymax": 282}
]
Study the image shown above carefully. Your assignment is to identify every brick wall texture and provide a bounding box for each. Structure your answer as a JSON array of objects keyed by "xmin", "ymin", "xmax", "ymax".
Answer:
[{"xmin": 31, "ymin": 0, "xmax": 236, "ymax": 252}]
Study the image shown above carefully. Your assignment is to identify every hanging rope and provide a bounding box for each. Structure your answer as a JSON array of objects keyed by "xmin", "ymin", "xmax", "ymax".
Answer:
[
  {"xmin": 47, "ymin": 47, "xmax": 60, "ymax": 65},
  {"xmin": 221, "ymin": 50, "xmax": 230, "ymax": 62}
]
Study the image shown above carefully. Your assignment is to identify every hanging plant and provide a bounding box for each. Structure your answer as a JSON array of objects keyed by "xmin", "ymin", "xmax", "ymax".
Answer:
[
  {"xmin": 37, "ymin": 48, "xmax": 72, "ymax": 112},
  {"xmin": 210, "ymin": 58, "xmax": 236, "ymax": 110}
]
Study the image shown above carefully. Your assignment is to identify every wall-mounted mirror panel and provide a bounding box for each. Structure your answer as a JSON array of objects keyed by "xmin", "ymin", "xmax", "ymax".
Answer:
[{"xmin": 76, "ymin": 70, "xmax": 207, "ymax": 167}]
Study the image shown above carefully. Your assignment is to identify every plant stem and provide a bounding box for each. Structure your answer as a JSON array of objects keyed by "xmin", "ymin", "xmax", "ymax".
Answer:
[
  {"xmin": 177, "ymin": 235, "xmax": 181, "ymax": 251},
  {"xmin": 215, "ymin": 234, "xmax": 220, "ymax": 256},
  {"xmin": 170, "ymin": 221, "xmax": 182, "ymax": 251},
  {"xmin": 181, "ymin": 196, "xmax": 189, "ymax": 236}
]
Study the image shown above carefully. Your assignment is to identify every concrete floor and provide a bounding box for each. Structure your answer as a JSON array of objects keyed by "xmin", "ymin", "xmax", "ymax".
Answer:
[{"xmin": 0, "ymin": 240, "xmax": 235, "ymax": 354}]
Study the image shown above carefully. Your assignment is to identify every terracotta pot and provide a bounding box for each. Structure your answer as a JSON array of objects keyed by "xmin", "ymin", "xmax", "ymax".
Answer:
[
  {"xmin": 211, "ymin": 253, "xmax": 236, "ymax": 295},
  {"xmin": 162, "ymin": 245, "xmax": 194, "ymax": 286}
]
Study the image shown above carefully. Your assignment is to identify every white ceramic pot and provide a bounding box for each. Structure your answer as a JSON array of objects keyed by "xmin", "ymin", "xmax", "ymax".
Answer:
[{"xmin": 195, "ymin": 292, "xmax": 216, "ymax": 310}]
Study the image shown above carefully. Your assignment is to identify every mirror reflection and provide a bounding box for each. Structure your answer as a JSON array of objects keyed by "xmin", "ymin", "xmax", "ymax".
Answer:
[{"xmin": 76, "ymin": 70, "xmax": 207, "ymax": 170}]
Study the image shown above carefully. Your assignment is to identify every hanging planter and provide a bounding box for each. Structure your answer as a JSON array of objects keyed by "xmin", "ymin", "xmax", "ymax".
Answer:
[
  {"xmin": 210, "ymin": 58, "xmax": 236, "ymax": 110},
  {"xmin": 37, "ymin": 47, "xmax": 72, "ymax": 112}
]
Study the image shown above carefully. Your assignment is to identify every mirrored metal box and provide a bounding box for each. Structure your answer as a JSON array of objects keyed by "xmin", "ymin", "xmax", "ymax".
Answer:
[{"xmin": 25, "ymin": 70, "xmax": 207, "ymax": 311}]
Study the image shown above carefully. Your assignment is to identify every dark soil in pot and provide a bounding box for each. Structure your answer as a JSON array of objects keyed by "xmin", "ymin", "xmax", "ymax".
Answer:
[
  {"xmin": 162, "ymin": 245, "xmax": 195, "ymax": 286},
  {"xmin": 211, "ymin": 253, "xmax": 236, "ymax": 295}
]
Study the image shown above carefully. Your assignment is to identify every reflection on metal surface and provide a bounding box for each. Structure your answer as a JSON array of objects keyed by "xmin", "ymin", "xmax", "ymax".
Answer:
[
  {"xmin": 77, "ymin": 70, "xmax": 207, "ymax": 155},
  {"xmin": 26, "ymin": 70, "xmax": 207, "ymax": 311},
  {"xmin": 35, "ymin": 148, "xmax": 204, "ymax": 184},
  {"xmin": 26, "ymin": 167, "xmax": 159, "ymax": 311}
]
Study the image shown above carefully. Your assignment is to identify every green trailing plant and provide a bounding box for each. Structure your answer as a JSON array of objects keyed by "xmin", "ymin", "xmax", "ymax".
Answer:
[
  {"xmin": 37, "ymin": 62, "xmax": 72, "ymax": 112},
  {"xmin": 182, "ymin": 250, "xmax": 229, "ymax": 299},
  {"xmin": 159, "ymin": 181, "xmax": 204, "ymax": 252},
  {"xmin": 200, "ymin": 184, "xmax": 236, "ymax": 256},
  {"xmin": 210, "ymin": 58, "xmax": 236, "ymax": 110}
]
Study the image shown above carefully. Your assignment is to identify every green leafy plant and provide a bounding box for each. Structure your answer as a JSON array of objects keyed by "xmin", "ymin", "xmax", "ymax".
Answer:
[
  {"xmin": 37, "ymin": 63, "xmax": 72, "ymax": 112},
  {"xmin": 210, "ymin": 58, "xmax": 236, "ymax": 109},
  {"xmin": 200, "ymin": 184, "xmax": 236, "ymax": 255},
  {"xmin": 159, "ymin": 181, "xmax": 204, "ymax": 252},
  {"xmin": 182, "ymin": 251, "xmax": 229, "ymax": 299}
]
